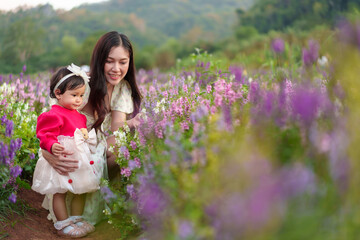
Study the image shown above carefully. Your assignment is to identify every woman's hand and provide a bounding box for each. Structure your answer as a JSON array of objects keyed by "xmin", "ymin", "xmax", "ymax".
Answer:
[
  {"xmin": 41, "ymin": 149, "xmax": 79, "ymax": 176},
  {"xmin": 127, "ymin": 113, "xmax": 143, "ymax": 128}
]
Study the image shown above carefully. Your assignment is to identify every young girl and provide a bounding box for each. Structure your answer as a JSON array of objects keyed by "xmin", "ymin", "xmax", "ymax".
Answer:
[
  {"xmin": 32, "ymin": 64, "xmax": 99, "ymax": 238},
  {"xmin": 41, "ymin": 32, "xmax": 143, "ymax": 225}
]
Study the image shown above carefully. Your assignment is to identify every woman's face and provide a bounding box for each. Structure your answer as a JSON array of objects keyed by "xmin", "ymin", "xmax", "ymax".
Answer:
[{"xmin": 104, "ymin": 46, "xmax": 130, "ymax": 86}]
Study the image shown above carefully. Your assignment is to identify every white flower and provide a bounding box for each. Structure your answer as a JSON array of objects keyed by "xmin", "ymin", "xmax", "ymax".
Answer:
[
  {"xmin": 317, "ymin": 56, "xmax": 328, "ymax": 66},
  {"xmin": 108, "ymin": 145, "xmax": 114, "ymax": 153},
  {"xmin": 123, "ymin": 123, "xmax": 130, "ymax": 133},
  {"xmin": 103, "ymin": 209, "xmax": 110, "ymax": 215},
  {"xmin": 114, "ymin": 130, "xmax": 128, "ymax": 147},
  {"xmin": 154, "ymin": 106, "xmax": 160, "ymax": 114}
]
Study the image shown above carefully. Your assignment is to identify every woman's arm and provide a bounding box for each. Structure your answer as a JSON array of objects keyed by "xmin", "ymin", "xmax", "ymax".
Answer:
[
  {"xmin": 110, "ymin": 111, "xmax": 127, "ymax": 132},
  {"xmin": 41, "ymin": 149, "xmax": 79, "ymax": 176}
]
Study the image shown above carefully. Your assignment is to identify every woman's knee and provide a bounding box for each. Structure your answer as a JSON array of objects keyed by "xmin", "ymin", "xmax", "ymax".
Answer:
[{"xmin": 107, "ymin": 154, "xmax": 117, "ymax": 170}]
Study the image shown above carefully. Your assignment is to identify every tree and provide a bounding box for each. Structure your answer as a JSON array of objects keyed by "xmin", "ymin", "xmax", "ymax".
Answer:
[
  {"xmin": 235, "ymin": 0, "xmax": 360, "ymax": 33},
  {"xmin": 1, "ymin": 16, "xmax": 44, "ymax": 64}
]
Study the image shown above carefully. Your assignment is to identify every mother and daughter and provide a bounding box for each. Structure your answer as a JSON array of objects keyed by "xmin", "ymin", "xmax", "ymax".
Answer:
[{"xmin": 31, "ymin": 31, "xmax": 142, "ymax": 238}]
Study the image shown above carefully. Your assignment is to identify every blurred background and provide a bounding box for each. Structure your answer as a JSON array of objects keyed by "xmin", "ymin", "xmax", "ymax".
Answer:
[
  {"xmin": 0, "ymin": 0, "xmax": 356, "ymax": 73},
  {"xmin": 3, "ymin": 1, "xmax": 360, "ymax": 239}
]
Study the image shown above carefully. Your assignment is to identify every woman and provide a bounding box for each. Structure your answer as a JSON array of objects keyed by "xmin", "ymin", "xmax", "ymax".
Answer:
[{"xmin": 41, "ymin": 31, "xmax": 142, "ymax": 225}]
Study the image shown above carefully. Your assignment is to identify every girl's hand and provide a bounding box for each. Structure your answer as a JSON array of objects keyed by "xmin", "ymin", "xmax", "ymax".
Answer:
[
  {"xmin": 51, "ymin": 143, "xmax": 64, "ymax": 156},
  {"xmin": 41, "ymin": 149, "xmax": 78, "ymax": 176}
]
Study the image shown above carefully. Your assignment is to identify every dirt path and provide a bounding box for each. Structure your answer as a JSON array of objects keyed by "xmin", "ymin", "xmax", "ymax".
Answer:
[{"xmin": 1, "ymin": 188, "xmax": 123, "ymax": 240}]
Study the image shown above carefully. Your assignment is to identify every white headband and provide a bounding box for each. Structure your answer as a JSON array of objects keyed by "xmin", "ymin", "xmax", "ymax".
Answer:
[{"xmin": 54, "ymin": 63, "xmax": 90, "ymax": 94}]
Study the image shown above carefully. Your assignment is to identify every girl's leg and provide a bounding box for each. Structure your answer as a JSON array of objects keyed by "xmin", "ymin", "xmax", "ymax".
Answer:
[
  {"xmin": 71, "ymin": 194, "xmax": 85, "ymax": 216},
  {"xmin": 53, "ymin": 192, "xmax": 68, "ymax": 221},
  {"xmin": 71, "ymin": 194, "xmax": 95, "ymax": 233},
  {"xmin": 53, "ymin": 192, "xmax": 88, "ymax": 237}
]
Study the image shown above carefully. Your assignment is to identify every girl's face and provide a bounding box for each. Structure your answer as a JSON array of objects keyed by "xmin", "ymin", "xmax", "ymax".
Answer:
[
  {"xmin": 55, "ymin": 85, "xmax": 86, "ymax": 110},
  {"xmin": 104, "ymin": 46, "xmax": 130, "ymax": 86}
]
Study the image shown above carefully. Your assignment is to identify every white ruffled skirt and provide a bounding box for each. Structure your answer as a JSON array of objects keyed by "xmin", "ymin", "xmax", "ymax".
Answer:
[{"xmin": 32, "ymin": 129, "xmax": 100, "ymax": 195}]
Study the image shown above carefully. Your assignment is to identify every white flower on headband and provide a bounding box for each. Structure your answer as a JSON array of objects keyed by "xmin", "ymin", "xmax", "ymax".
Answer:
[
  {"xmin": 53, "ymin": 63, "xmax": 90, "ymax": 94},
  {"xmin": 67, "ymin": 63, "xmax": 90, "ymax": 82}
]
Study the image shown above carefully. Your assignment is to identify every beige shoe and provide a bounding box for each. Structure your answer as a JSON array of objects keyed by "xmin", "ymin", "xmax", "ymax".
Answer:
[
  {"xmin": 55, "ymin": 218, "xmax": 88, "ymax": 238},
  {"xmin": 71, "ymin": 216, "xmax": 95, "ymax": 234}
]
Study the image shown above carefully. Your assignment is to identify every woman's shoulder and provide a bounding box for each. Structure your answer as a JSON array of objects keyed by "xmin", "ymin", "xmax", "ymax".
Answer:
[
  {"xmin": 111, "ymin": 80, "xmax": 134, "ymax": 113},
  {"xmin": 112, "ymin": 80, "xmax": 131, "ymax": 99},
  {"xmin": 115, "ymin": 79, "xmax": 131, "ymax": 91}
]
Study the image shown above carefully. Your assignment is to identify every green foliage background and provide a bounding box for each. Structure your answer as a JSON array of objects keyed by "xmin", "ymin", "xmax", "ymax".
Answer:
[{"xmin": 0, "ymin": 0, "xmax": 360, "ymax": 74}]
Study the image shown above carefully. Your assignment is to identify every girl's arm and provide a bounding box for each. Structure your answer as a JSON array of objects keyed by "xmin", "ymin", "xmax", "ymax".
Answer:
[{"xmin": 41, "ymin": 149, "xmax": 79, "ymax": 176}]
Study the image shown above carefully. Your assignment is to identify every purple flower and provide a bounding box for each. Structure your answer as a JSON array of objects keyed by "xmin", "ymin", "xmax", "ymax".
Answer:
[
  {"xmin": 180, "ymin": 121, "xmax": 189, "ymax": 131},
  {"xmin": 356, "ymin": 22, "xmax": 360, "ymax": 49},
  {"xmin": 246, "ymin": 179, "xmax": 281, "ymax": 225},
  {"xmin": 130, "ymin": 141, "xmax": 137, "ymax": 150},
  {"xmin": 178, "ymin": 220, "xmax": 194, "ymax": 239},
  {"xmin": 121, "ymin": 167, "xmax": 132, "ymax": 177},
  {"xmin": 134, "ymin": 157, "xmax": 141, "ymax": 168},
  {"xmin": 278, "ymin": 163, "xmax": 316, "ymax": 198},
  {"xmin": 291, "ymin": 86, "xmax": 321, "ymax": 125},
  {"xmin": 207, "ymin": 194, "xmax": 246, "ymax": 239},
  {"xmin": 263, "ymin": 91, "xmax": 275, "ymax": 117},
  {"xmin": 0, "ymin": 142, "xmax": 9, "ymax": 165},
  {"xmin": 302, "ymin": 40, "xmax": 319, "ymax": 66},
  {"xmin": 155, "ymin": 124, "xmax": 164, "ymax": 138},
  {"xmin": 218, "ymin": 104, "xmax": 232, "ymax": 132},
  {"xmin": 29, "ymin": 153, "xmax": 35, "ymax": 159},
  {"xmin": 229, "ymin": 66, "xmax": 244, "ymax": 84},
  {"xmin": 249, "ymin": 81, "xmax": 260, "ymax": 104},
  {"xmin": 337, "ymin": 19, "xmax": 360, "ymax": 50},
  {"xmin": 137, "ymin": 180, "xmax": 167, "ymax": 217},
  {"xmin": 0, "ymin": 115, "xmax": 6, "ymax": 124},
  {"xmin": 271, "ymin": 38, "xmax": 285, "ymax": 53},
  {"xmin": 120, "ymin": 146, "xmax": 130, "ymax": 160},
  {"xmin": 8, "ymin": 193, "xmax": 17, "ymax": 203},
  {"xmin": 100, "ymin": 186, "xmax": 116, "ymax": 202},
  {"xmin": 9, "ymin": 138, "xmax": 22, "ymax": 161},
  {"xmin": 128, "ymin": 160, "xmax": 137, "ymax": 170},
  {"xmin": 328, "ymin": 123, "xmax": 349, "ymax": 192},
  {"xmin": 10, "ymin": 165, "xmax": 22, "ymax": 178},
  {"xmin": 127, "ymin": 184, "xmax": 137, "ymax": 200},
  {"xmin": 206, "ymin": 84, "xmax": 212, "ymax": 93},
  {"xmin": 4, "ymin": 119, "xmax": 14, "ymax": 137},
  {"xmin": 190, "ymin": 105, "xmax": 209, "ymax": 123},
  {"xmin": 22, "ymin": 64, "xmax": 27, "ymax": 72}
]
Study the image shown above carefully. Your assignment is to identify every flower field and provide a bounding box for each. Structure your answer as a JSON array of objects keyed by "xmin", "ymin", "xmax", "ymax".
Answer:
[{"xmin": 2, "ymin": 20, "xmax": 360, "ymax": 239}]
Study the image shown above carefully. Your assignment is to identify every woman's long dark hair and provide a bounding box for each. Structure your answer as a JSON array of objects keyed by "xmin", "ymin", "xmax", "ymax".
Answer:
[{"xmin": 89, "ymin": 31, "xmax": 142, "ymax": 130}]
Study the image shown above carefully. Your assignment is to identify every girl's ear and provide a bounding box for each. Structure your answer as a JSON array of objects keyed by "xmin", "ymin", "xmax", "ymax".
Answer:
[{"xmin": 54, "ymin": 89, "xmax": 62, "ymax": 100}]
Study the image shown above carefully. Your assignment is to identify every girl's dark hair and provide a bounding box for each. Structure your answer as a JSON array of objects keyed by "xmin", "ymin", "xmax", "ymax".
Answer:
[
  {"xmin": 89, "ymin": 31, "xmax": 142, "ymax": 130},
  {"xmin": 50, "ymin": 67, "xmax": 85, "ymax": 98}
]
